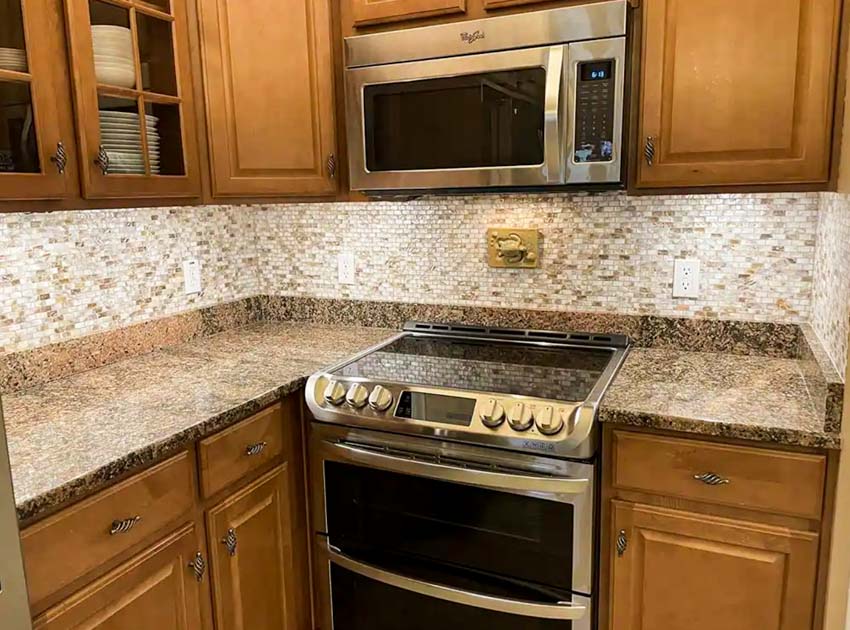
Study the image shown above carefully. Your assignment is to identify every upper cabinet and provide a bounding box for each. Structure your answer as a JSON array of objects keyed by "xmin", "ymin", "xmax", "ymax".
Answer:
[
  {"xmin": 0, "ymin": 0, "xmax": 77, "ymax": 200},
  {"xmin": 197, "ymin": 0, "xmax": 338, "ymax": 197},
  {"xmin": 635, "ymin": 0, "xmax": 841, "ymax": 189},
  {"xmin": 63, "ymin": 0, "xmax": 201, "ymax": 199},
  {"xmin": 351, "ymin": 0, "xmax": 467, "ymax": 27}
]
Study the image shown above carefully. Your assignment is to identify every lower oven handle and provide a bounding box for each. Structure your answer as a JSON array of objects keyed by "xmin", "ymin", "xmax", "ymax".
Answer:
[
  {"xmin": 328, "ymin": 546, "xmax": 587, "ymax": 621},
  {"xmin": 324, "ymin": 441, "xmax": 589, "ymax": 500}
]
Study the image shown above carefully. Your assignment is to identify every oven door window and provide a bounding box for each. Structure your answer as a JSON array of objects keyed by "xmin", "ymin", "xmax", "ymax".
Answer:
[
  {"xmin": 363, "ymin": 68, "xmax": 546, "ymax": 172},
  {"xmin": 331, "ymin": 564, "xmax": 582, "ymax": 630},
  {"xmin": 324, "ymin": 461, "xmax": 574, "ymax": 594}
]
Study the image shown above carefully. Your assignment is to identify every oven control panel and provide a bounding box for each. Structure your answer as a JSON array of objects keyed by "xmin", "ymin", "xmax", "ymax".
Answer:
[{"xmin": 309, "ymin": 375, "xmax": 588, "ymax": 452}]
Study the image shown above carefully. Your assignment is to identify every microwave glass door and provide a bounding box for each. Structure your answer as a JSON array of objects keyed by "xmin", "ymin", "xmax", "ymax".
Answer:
[
  {"xmin": 364, "ymin": 68, "xmax": 547, "ymax": 172},
  {"xmin": 347, "ymin": 46, "xmax": 565, "ymax": 190}
]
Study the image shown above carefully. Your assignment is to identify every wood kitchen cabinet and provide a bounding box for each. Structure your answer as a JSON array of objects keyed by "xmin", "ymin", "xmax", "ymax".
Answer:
[
  {"xmin": 634, "ymin": 0, "xmax": 841, "ymax": 189},
  {"xmin": 350, "ymin": 0, "xmax": 467, "ymax": 26},
  {"xmin": 33, "ymin": 524, "xmax": 208, "ymax": 630},
  {"xmin": 197, "ymin": 0, "xmax": 338, "ymax": 197},
  {"xmin": 206, "ymin": 466, "xmax": 310, "ymax": 630},
  {"xmin": 609, "ymin": 501, "xmax": 820, "ymax": 630},
  {"xmin": 0, "ymin": 0, "xmax": 77, "ymax": 200},
  {"xmin": 63, "ymin": 0, "xmax": 201, "ymax": 199}
]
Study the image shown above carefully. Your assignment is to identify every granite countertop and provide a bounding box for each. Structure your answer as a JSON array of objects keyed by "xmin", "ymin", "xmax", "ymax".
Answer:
[
  {"xmin": 3, "ymin": 322, "xmax": 397, "ymax": 524},
  {"xmin": 600, "ymin": 348, "xmax": 840, "ymax": 449},
  {"xmin": 3, "ymin": 322, "xmax": 840, "ymax": 524}
]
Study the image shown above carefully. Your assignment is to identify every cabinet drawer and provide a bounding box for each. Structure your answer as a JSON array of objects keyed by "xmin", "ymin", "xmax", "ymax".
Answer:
[
  {"xmin": 22, "ymin": 452, "xmax": 195, "ymax": 607},
  {"xmin": 611, "ymin": 431, "xmax": 827, "ymax": 519},
  {"xmin": 199, "ymin": 403, "xmax": 285, "ymax": 498}
]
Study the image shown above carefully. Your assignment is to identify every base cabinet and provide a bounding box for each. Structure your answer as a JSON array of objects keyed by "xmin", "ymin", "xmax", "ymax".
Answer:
[
  {"xmin": 33, "ymin": 525, "xmax": 207, "ymax": 630},
  {"xmin": 206, "ymin": 464, "xmax": 310, "ymax": 630},
  {"xmin": 609, "ymin": 501, "xmax": 820, "ymax": 630}
]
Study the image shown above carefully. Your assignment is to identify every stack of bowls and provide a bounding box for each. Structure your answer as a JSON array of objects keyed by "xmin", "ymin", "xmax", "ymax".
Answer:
[
  {"xmin": 0, "ymin": 48, "xmax": 27, "ymax": 72},
  {"xmin": 91, "ymin": 25, "xmax": 135, "ymax": 88},
  {"xmin": 99, "ymin": 110, "xmax": 160, "ymax": 174}
]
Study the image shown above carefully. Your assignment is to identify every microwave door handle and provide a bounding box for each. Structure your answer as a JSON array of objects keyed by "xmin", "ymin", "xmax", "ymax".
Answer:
[
  {"xmin": 542, "ymin": 46, "xmax": 565, "ymax": 184},
  {"xmin": 323, "ymin": 441, "xmax": 589, "ymax": 501},
  {"xmin": 328, "ymin": 545, "xmax": 587, "ymax": 621}
]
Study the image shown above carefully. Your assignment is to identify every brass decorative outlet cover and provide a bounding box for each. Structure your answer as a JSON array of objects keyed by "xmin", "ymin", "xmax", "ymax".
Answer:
[{"xmin": 487, "ymin": 228, "xmax": 540, "ymax": 268}]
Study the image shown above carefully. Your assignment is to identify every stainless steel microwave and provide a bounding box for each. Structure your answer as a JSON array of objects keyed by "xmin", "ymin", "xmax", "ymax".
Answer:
[{"xmin": 344, "ymin": 0, "xmax": 627, "ymax": 192}]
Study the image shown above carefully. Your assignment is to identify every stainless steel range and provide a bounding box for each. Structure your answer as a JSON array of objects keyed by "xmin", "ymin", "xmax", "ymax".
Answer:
[{"xmin": 306, "ymin": 322, "xmax": 629, "ymax": 630}]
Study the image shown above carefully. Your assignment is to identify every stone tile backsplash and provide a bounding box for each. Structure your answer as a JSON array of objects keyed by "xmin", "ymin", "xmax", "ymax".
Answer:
[
  {"xmin": 256, "ymin": 192, "xmax": 819, "ymax": 322},
  {"xmin": 0, "ymin": 190, "xmax": 847, "ymax": 378}
]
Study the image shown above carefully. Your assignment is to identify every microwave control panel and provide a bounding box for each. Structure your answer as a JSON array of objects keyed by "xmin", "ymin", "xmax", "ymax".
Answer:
[{"xmin": 573, "ymin": 60, "xmax": 615, "ymax": 164}]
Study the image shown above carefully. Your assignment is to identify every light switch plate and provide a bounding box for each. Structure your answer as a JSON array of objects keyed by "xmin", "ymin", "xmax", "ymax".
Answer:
[
  {"xmin": 182, "ymin": 259, "xmax": 202, "ymax": 295},
  {"xmin": 338, "ymin": 252, "xmax": 356, "ymax": 285},
  {"xmin": 673, "ymin": 259, "xmax": 700, "ymax": 299}
]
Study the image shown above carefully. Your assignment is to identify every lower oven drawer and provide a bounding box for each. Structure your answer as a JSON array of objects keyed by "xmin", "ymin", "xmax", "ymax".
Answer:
[{"xmin": 319, "ymin": 541, "xmax": 591, "ymax": 630}]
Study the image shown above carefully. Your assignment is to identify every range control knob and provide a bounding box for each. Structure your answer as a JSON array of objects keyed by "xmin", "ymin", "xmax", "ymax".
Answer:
[
  {"xmin": 323, "ymin": 380, "xmax": 346, "ymax": 406},
  {"xmin": 507, "ymin": 402, "xmax": 533, "ymax": 432},
  {"xmin": 369, "ymin": 385, "xmax": 394, "ymax": 412},
  {"xmin": 479, "ymin": 398, "xmax": 506, "ymax": 428},
  {"xmin": 535, "ymin": 405, "xmax": 564, "ymax": 436},
  {"xmin": 345, "ymin": 383, "xmax": 369, "ymax": 408}
]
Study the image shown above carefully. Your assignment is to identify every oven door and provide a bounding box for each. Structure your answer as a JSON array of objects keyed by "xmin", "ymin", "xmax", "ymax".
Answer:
[
  {"xmin": 310, "ymin": 425, "xmax": 594, "ymax": 630},
  {"xmin": 345, "ymin": 45, "xmax": 567, "ymax": 191}
]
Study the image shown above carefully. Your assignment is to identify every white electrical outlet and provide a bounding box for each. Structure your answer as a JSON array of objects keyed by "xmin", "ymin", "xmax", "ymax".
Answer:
[
  {"xmin": 338, "ymin": 252, "xmax": 356, "ymax": 285},
  {"xmin": 182, "ymin": 259, "xmax": 202, "ymax": 295},
  {"xmin": 673, "ymin": 259, "xmax": 701, "ymax": 299}
]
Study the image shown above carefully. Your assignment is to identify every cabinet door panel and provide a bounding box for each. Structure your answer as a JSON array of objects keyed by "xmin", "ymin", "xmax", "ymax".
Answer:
[
  {"xmin": 64, "ymin": 0, "xmax": 201, "ymax": 199},
  {"xmin": 351, "ymin": 0, "xmax": 466, "ymax": 26},
  {"xmin": 33, "ymin": 525, "xmax": 207, "ymax": 630},
  {"xmin": 636, "ymin": 0, "xmax": 839, "ymax": 188},
  {"xmin": 610, "ymin": 501, "xmax": 819, "ymax": 630},
  {"xmin": 199, "ymin": 0, "xmax": 337, "ymax": 197},
  {"xmin": 207, "ymin": 465, "xmax": 310, "ymax": 630},
  {"xmin": 0, "ymin": 0, "xmax": 76, "ymax": 200}
]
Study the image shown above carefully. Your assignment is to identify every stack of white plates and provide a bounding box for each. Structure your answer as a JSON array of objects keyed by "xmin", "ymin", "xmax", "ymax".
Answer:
[
  {"xmin": 0, "ymin": 48, "xmax": 27, "ymax": 72},
  {"xmin": 99, "ymin": 110, "xmax": 160, "ymax": 174},
  {"xmin": 91, "ymin": 25, "xmax": 135, "ymax": 88}
]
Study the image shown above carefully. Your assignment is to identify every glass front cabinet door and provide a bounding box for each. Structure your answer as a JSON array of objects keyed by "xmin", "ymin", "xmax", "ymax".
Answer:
[
  {"xmin": 0, "ymin": 0, "xmax": 77, "ymax": 200},
  {"xmin": 64, "ymin": 0, "xmax": 200, "ymax": 199}
]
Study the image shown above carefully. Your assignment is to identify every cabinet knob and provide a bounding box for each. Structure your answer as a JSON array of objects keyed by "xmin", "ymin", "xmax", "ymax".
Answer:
[
  {"xmin": 222, "ymin": 528, "xmax": 238, "ymax": 557},
  {"xmin": 94, "ymin": 145, "xmax": 109, "ymax": 175},
  {"xmin": 693, "ymin": 472, "xmax": 730, "ymax": 486},
  {"xmin": 644, "ymin": 136, "xmax": 656, "ymax": 166},
  {"xmin": 616, "ymin": 529, "xmax": 628, "ymax": 557},
  {"xmin": 109, "ymin": 515, "xmax": 141, "ymax": 535},
  {"xmin": 50, "ymin": 141, "xmax": 68, "ymax": 175},
  {"xmin": 327, "ymin": 153, "xmax": 337, "ymax": 179},
  {"xmin": 245, "ymin": 441, "xmax": 267, "ymax": 456},
  {"xmin": 188, "ymin": 552, "xmax": 206, "ymax": 582}
]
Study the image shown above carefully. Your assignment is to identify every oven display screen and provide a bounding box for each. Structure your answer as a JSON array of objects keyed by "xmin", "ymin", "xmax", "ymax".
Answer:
[{"xmin": 394, "ymin": 391, "xmax": 475, "ymax": 426}]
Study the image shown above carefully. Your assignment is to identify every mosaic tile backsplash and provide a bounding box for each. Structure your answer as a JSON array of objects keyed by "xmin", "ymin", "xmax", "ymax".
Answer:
[
  {"xmin": 256, "ymin": 192, "xmax": 820, "ymax": 321},
  {"xmin": 812, "ymin": 193, "xmax": 850, "ymax": 374},
  {"xmin": 0, "ymin": 191, "xmax": 847, "ymax": 378},
  {"xmin": 0, "ymin": 206, "xmax": 260, "ymax": 354}
]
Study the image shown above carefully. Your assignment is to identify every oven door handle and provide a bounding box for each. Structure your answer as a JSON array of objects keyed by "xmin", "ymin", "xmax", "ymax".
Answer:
[
  {"xmin": 324, "ymin": 441, "xmax": 589, "ymax": 501},
  {"xmin": 328, "ymin": 545, "xmax": 587, "ymax": 621}
]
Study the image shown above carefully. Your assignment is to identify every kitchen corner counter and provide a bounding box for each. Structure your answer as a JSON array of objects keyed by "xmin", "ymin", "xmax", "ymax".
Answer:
[
  {"xmin": 3, "ymin": 322, "xmax": 396, "ymax": 524},
  {"xmin": 600, "ymin": 347, "xmax": 841, "ymax": 449}
]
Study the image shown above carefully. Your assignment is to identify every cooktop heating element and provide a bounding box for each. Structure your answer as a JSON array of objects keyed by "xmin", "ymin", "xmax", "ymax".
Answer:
[{"xmin": 306, "ymin": 321, "xmax": 630, "ymax": 459}]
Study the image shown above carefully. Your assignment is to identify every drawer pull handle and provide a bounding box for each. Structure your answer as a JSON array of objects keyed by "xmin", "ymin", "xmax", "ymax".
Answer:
[
  {"xmin": 694, "ymin": 472, "xmax": 730, "ymax": 486},
  {"xmin": 222, "ymin": 528, "xmax": 238, "ymax": 556},
  {"xmin": 189, "ymin": 552, "xmax": 206, "ymax": 582},
  {"xmin": 616, "ymin": 530, "xmax": 628, "ymax": 557},
  {"xmin": 246, "ymin": 441, "xmax": 267, "ymax": 457},
  {"xmin": 109, "ymin": 516, "xmax": 141, "ymax": 535}
]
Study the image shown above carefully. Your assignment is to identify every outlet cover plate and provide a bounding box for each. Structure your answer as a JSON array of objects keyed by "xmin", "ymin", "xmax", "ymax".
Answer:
[
  {"xmin": 338, "ymin": 252, "xmax": 356, "ymax": 285},
  {"xmin": 182, "ymin": 259, "xmax": 202, "ymax": 295},
  {"xmin": 673, "ymin": 259, "xmax": 700, "ymax": 299}
]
